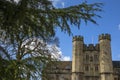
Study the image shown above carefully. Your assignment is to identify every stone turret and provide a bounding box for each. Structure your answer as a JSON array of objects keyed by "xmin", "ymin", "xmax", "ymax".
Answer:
[
  {"xmin": 99, "ymin": 34, "xmax": 113, "ymax": 80},
  {"xmin": 72, "ymin": 36, "xmax": 84, "ymax": 80}
]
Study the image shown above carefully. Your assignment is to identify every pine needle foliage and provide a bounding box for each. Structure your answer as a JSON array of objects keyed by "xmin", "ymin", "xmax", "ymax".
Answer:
[{"xmin": 0, "ymin": 0, "xmax": 102, "ymax": 42}]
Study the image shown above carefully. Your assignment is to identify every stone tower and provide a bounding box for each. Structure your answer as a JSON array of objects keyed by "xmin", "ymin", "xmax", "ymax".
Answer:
[
  {"xmin": 99, "ymin": 34, "xmax": 113, "ymax": 80},
  {"xmin": 72, "ymin": 36, "xmax": 84, "ymax": 80}
]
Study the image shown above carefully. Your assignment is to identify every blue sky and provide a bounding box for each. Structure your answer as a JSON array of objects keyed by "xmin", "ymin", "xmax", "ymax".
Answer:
[{"xmin": 53, "ymin": 0, "xmax": 120, "ymax": 61}]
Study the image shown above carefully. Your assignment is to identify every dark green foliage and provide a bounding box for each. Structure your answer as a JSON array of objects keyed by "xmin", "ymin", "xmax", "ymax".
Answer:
[{"xmin": 0, "ymin": 0, "xmax": 102, "ymax": 42}]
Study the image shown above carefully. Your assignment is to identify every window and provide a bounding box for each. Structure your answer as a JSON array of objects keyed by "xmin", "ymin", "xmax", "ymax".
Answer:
[
  {"xmin": 85, "ymin": 65, "xmax": 89, "ymax": 71},
  {"xmin": 95, "ymin": 77, "xmax": 98, "ymax": 80},
  {"xmin": 114, "ymin": 78, "xmax": 117, "ymax": 80},
  {"xmin": 85, "ymin": 76, "xmax": 89, "ymax": 80},
  {"xmin": 95, "ymin": 65, "xmax": 98, "ymax": 71},
  {"xmin": 65, "ymin": 65, "xmax": 71, "ymax": 70},
  {"xmin": 90, "ymin": 56, "xmax": 93, "ymax": 62},
  {"xmin": 86, "ymin": 55, "xmax": 89, "ymax": 61},
  {"xmin": 94, "ymin": 55, "xmax": 99, "ymax": 61}
]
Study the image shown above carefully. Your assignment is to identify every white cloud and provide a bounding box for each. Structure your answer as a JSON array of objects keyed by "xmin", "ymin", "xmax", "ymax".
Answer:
[
  {"xmin": 47, "ymin": 44, "xmax": 71, "ymax": 61},
  {"xmin": 14, "ymin": 0, "xmax": 19, "ymax": 2},
  {"xmin": 62, "ymin": 56, "xmax": 71, "ymax": 61},
  {"xmin": 48, "ymin": 44, "xmax": 71, "ymax": 61},
  {"xmin": 118, "ymin": 24, "xmax": 120, "ymax": 30},
  {"xmin": 7, "ymin": 0, "xmax": 20, "ymax": 3},
  {"xmin": 50, "ymin": 0, "xmax": 65, "ymax": 8},
  {"xmin": 50, "ymin": 0, "xmax": 59, "ymax": 5},
  {"xmin": 61, "ymin": 2, "xmax": 65, "ymax": 8},
  {"xmin": 23, "ymin": 37, "xmax": 70, "ymax": 61},
  {"xmin": 47, "ymin": 44, "xmax": 62, "ymax": 59}
]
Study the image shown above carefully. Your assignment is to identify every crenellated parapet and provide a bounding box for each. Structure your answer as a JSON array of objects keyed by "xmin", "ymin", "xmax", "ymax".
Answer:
[
  {"xmin": 83, "ymin": 44, "xmax": 99, "ymax": 51},
  {"xmin": 99, "ymin": 34, "xmax": 111, "ymax": 41},
  {"xmin": 72, "ymin": 36, "xmax": 83, "ymax": 42}
]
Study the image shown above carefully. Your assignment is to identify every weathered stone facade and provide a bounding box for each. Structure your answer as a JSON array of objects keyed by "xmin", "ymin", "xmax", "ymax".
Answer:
[{"xmin": 46, "ymin": 34, "xmax": 120, "ymax": 80}]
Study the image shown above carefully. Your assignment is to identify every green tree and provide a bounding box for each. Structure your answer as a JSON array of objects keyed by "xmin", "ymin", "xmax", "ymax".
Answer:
[
  {"xmin": 0, "ymin": 37, "xmax": 60, "ymax": 80},
  {"xmin": 0, "ymin": 0, "xmax": 102, "ymax": 41},
  {"xmin": 0, "ymin": 0, "xmax": 102, "ymax": 80}
]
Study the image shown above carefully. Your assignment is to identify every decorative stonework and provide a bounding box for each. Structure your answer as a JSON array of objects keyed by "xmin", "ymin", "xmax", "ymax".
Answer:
[{"xmin": 83, "ymin": 44, "xmax": 99, "ymax": 51}]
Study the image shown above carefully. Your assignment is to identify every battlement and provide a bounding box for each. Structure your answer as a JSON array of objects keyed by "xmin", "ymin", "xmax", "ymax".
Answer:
[
  {"xmin": 99, "ymin": 34, "xmax": 111, "ymax": 41},
  {"xmin": 83, "ymin": 44, "xmax": 99, "ymax": 51},
  {"xmin": 72, "ymin": 35, "xmax": 83, "ymax": 42}
]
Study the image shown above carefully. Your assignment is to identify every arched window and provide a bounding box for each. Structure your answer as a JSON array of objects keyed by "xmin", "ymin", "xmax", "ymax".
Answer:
[
  {"xmin": 94, "ymin": 55, "xmax": 99, "ymax": 61},
  {"xmin": 86, "ymin": 55, "xmax": 89, "ymax": 61},
  {"xmin": 85, "ymin": 65, "xmax": 89, "ymax": 71},
  {"xmin": 90, "ymin": 56, "xmax": 93, "ymax": 62}
]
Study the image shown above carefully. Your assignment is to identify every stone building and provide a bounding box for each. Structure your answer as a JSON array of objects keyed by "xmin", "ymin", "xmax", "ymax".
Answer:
[{"xmin": 46, "ymin": 34, "xmax": 120, "ymax": 80}]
